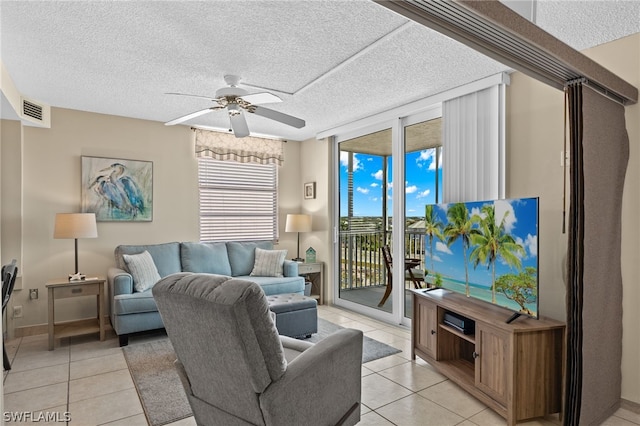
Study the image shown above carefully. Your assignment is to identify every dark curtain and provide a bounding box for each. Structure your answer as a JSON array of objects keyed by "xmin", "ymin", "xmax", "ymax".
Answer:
[
  {"xmin": 565, "ymin": 82, "xmax": 584, "ymax": 425},
  {"xmin": 565, "ymin": 84, "xmax": 629, "ymax": 425}
]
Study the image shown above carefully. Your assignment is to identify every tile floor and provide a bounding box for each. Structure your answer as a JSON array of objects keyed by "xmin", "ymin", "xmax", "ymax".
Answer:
[{"xmin": 3, "ymin": 305, "xmax": 640, "ymax": 426}]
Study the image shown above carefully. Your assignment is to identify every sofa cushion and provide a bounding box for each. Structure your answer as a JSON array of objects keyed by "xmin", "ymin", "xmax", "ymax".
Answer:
[
  {"xmin": 237, "ymin": 275, "xmax": 305, "ymax": 296},
  {"xmin": 113, "ymin": 289, "xmax": 158, "ymax": 315},
  {"xmin": 181, "ymin": 242, "xmax": 233, "ymax": 276},
  {"xmin": 115, "ymin": 242, "xmax": 182, "ymax": 278},
  {"xmin": 250, "ymin": 248, "xmax": 287, "ymax": 278},
  {"xmin": 227, "ymin": 241, "xmax": 273, "ymax": 276},
  {"xmin": 123, "ymin": 251, "xmax": 161, "ymax": 292}
]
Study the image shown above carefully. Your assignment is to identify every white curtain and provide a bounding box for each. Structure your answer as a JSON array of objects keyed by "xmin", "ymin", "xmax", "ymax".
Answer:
[
  {"xmin": 195, "ymin": 129, "xmax": 284, "ymax": 166},
  {"xmin": 442, "ymin": 84, "xmax": 505, "ymax": 202}
]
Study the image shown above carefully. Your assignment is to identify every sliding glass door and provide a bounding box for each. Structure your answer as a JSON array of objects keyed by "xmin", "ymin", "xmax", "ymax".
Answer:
[
  {"xmin": 402, "ymin": 116, "xmax": 443, "ymax": 320},
  {"xmin": 337, "ymin": 127, "xmax": 394, "ymax": 313},
  {"xmin": 334, "ymin": 108, "xmax": 442, "ymax": 324}
]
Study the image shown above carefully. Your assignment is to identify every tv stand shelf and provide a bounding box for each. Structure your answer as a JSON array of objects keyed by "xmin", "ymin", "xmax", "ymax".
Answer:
[
  {"xmin": 438, "ymin": 323, "xmax": 475, "ymax": 343},
  {"xmin": 412, "ymin": 289, "xmax": 565, "ymax": 426}
]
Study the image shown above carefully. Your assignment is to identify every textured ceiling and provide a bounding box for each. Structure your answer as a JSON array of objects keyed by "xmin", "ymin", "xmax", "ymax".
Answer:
[{"xmin": 1, "ymin": 0, "xmax": 638, "ymax": 141}]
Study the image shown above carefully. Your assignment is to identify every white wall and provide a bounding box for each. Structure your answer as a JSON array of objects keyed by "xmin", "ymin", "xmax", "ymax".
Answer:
[
  {"xmin": 3, "ymin": 107, "xmax": 302, "ymax": 329},
  {"xmin": 299, "ymin": 137, "xmax": 332, "ymax": 300},
  {"xmin": 506, "ymin": 73, "xmax": 567, "ymax": 321},
  {"xmin": 1, "ymin": 119, "xmax": 22, "ymax": 339},
  {"xmin": 276, "ymin": 139, "xmax": 304, "ymax": 253}
]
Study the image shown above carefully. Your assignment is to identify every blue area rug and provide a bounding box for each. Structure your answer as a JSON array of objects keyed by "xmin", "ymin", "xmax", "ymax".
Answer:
[{"xmin": 308, "ymin": 318, "xmax": 401, "ymax": 363}]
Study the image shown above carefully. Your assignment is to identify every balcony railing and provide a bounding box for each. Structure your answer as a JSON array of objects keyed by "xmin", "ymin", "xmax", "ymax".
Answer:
[{"xmin": 339, "ymin": 229, "xmax": 426, "ymax": 290}]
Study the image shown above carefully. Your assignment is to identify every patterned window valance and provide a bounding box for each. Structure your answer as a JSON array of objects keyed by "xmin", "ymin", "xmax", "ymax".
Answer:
[{"xmin": 194, "ymin": 129, "xmax": 284, "ymax": 166}]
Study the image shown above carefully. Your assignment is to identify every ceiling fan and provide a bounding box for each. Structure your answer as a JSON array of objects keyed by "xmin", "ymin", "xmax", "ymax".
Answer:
[{"xmin": 164, "ymin": 75, "xmax": 305, "ymax": 137}]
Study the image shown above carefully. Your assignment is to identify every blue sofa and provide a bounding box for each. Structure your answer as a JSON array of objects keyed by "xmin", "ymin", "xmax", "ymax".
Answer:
[{"xmin": 107, "ymin": 240, "xmax": 304, "ymax": 346}]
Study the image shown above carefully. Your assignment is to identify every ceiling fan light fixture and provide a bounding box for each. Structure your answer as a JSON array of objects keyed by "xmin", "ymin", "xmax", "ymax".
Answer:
[
  {"xmin": 227, "ymin": 104, "xmax": 241, "ymax": 116},
  {"xmin": 165, "ymin": 75, "xmax": 305, "ymax": 131}
]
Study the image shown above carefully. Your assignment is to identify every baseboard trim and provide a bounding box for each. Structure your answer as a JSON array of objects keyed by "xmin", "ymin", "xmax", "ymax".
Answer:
[
  {"xmin": 621, "ymin": 398, "xmax": 640, "ymax": 414},
  {"xmin": 14, "ymin": 323, "xmax": 48, "ymax": 338}
]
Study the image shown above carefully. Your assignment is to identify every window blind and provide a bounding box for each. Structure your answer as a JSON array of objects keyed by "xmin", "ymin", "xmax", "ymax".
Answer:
[
  {"xmin": 198, "ymin": 158, "xmax": 278, "ymax": 241},
  {"xmin": 442, "ymin": 84, "xmax": 505, "ymax": 203}
]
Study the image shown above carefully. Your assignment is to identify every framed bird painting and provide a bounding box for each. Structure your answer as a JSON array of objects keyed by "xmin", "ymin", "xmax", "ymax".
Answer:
[{"xmin": 81, "ymin": 156, "xmax": 153, "ymax": 222}]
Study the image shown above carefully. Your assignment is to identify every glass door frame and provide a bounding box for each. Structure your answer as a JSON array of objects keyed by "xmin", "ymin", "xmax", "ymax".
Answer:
[
  {"xmin": 400, "ymin": 108, "xmax": 443, "ymax": 325},
  {"xmin": 332, "ymin": 119, "xmax": 396, "ymax": 325},
  {"xmin": 331, "ymin": 106, "xmax": 442, "ymax": 326}
]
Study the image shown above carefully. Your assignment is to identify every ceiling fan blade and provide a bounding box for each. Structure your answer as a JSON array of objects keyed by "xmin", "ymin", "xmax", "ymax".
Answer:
[
  {"xmin": 230, "ymin": 112, "xmax": 250, "ymax": 138},
  {"xmin": 251, "ymin": 106, "xmax": 305, "ymax": 129},
  {"xmin": 240, "ymin": 92, "xmax": 282, "ymax": 105},
  {"xmin": 165, "ymin": 92, "xmax": 219, "ymax": 101},
  {"xmin": 165, "ymin": 107, "xmax": 215, "ymax": 126}
]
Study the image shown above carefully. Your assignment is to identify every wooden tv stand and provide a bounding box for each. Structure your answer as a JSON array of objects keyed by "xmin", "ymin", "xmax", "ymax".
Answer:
[{"xmin": 412, "ymin": 289, "xmax": 565, "ymax": 425}]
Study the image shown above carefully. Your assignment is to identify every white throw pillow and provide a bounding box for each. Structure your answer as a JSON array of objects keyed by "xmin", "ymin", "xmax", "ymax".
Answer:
[
  {"xmin": 123, "ymin": 250, "xmax": 161, "ymax": 292},
  {"xmin": 250, "ymin": 247, "xmax": 287, "ymax": 277}
]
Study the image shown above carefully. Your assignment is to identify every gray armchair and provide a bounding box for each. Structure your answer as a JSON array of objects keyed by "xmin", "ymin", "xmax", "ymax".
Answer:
[{"xmin": 152, "ymin": 273, "xmax": 363, "ymax": 426}]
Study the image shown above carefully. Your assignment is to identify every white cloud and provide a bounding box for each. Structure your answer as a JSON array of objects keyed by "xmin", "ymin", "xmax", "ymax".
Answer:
[
  {"xmin": 406, "ymin": 185, "xmax": 418, "ymax": 194},
  {"xmin": 514, "ymin": 234, "xmax": 537, "ymax": 259},
  {"xmin": 416, "ymin": 189, "xmax": 431, "ymax": 199},
  {"xmin": 372, "ymin": 169, "xmax": 383, "ymax": 180},
  {"xmin": 356, "ymin": 186, "xmax": 369, "ymax": 194},
  {"xmin": 416, "ymin": 149, "xmax": 442, "ymax": 171},
  {"xmin": 494, "ymin": 199, "xmax": 517, "ymax": 233},
  {"xmin": 370, "ymin": 182, "xmax": 379, "ymax": 188},
  {"xmin": 525, "ymin": 234, "xmax": 537, "ymax": 257},
  {"xmin": 416, "ymin": 150, "xmax": 431, "ymax": 168},
  {"xmin": 471, "ymin": 206, "xmax": 484, "ymax": 220},
  {"xmin": 340, "ymin": 151, "xmax": 361, "ymax": 171},
  {"xmin": 435, "ymin": 241, "xmax": 452, "ymax": 255}
]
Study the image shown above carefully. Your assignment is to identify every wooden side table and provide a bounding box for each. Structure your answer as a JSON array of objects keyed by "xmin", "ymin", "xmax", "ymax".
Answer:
[
  {"xmin": 46, "ymin": 276, "xmax": 106, "ymax": 350},
  {"xmin": 298, "ymin": 262, "xmax": 324, "ymax": 305}
]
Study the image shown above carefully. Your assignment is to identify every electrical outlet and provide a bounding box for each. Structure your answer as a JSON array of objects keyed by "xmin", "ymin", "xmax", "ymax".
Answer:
[
  {"xmin": 13, "ymin": 305, "xmax": 23, "ymax": 318},
  {"xmin": 29, "ymin": 288, "xmax": 39, "ymax": 300}
]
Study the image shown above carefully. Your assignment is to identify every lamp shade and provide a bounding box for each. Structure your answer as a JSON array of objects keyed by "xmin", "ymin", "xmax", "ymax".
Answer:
[
  {"xmin": 285, "ymin": 214, "xmax": 311, "ymax": 233},
  {"xmin": 53, "ymin": 213, "xmax": 98, "ymax": 239}
]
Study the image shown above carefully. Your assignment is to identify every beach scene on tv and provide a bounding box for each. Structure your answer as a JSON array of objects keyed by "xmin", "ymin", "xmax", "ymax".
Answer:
[{"xmin": 424, "ymin": 197, "xmax": 539, "ymax": 318}]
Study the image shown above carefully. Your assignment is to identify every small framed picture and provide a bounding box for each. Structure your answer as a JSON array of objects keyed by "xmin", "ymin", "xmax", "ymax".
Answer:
[{"xmin": 304, "ymin": 182, "xmax": 316, "ymax": 199}]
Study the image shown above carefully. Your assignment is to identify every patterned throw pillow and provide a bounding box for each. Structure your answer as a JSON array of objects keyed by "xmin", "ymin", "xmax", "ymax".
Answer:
[
  {"xmin": 250, "ymin": 247, "xmax": 287, "ymax": 277},
  {"xmin": 123, "ymin": 250, "xmax": 161, "ymax": 292}
]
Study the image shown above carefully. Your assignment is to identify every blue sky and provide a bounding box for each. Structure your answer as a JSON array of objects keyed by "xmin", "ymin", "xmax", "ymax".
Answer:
[{"xmin": 339, "ymin": 149, "xmax": 443, "ymax": 217}]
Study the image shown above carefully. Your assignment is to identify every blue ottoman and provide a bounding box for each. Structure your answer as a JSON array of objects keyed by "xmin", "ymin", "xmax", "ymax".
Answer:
[{"xmin": 266, "ymin": 293, "xmax": 318, "ymax": 338}]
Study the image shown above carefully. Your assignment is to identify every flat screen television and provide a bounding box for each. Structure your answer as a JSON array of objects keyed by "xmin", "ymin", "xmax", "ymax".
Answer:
[{"xmin": 424, "ymin": 197, "xmax": 539, "ymax": 322}]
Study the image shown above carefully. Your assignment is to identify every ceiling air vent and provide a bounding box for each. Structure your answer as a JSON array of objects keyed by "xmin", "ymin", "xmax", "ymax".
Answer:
[
  {"xmin": 19, "ymin": 97, "xmax": 50, "ymax": 128},
  {"xmin": 22, "ymin": 99, "xmax": 43, "ymax": 121}
]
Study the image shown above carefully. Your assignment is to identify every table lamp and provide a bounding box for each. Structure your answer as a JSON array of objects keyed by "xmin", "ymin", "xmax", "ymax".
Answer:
[
  {"xmin": 53, "ymin": 213, "xmax": 98, "ymax": 280},
  {"xmin": 285, "ymin": 214, "xmax": 311, "ymax": 262}
]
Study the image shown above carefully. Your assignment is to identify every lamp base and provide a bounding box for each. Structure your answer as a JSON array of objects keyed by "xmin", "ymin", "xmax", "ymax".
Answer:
[
  {"xmin": 292, "ymin": 257, "xmax": 304, "ymax": 262},
  {"xmin": 69, "ymin": 273, "xmax": 86, "ymax": 281}
]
